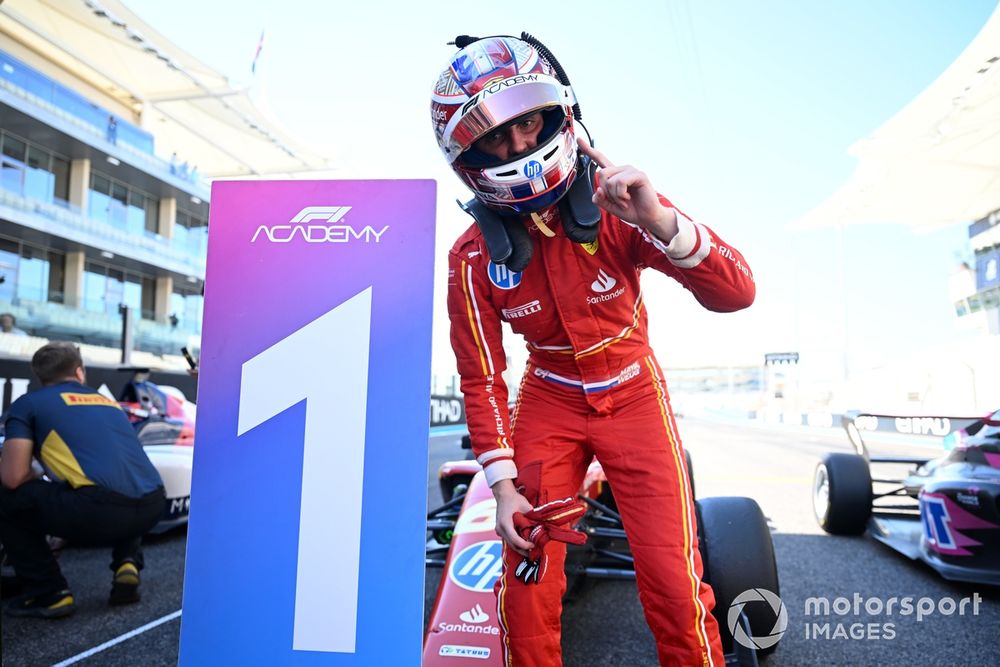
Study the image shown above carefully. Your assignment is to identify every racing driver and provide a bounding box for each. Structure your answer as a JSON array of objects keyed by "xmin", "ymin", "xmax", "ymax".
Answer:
[{"xmin": 433, "ymin": 34, "xmax": 755, "ymax": 666}]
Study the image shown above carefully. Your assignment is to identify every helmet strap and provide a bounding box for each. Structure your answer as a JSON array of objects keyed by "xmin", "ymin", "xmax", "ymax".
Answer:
[
  {"xmin": 557, "ymin": 155, "xmax": 601, "ymax": 244},
  {"xmin": 458, "ymin": 198, "xmax": 534, "ymax": 272},
  {"xmin": 456, "ymin": 155, "xmax": 601, "ymax": 271}
]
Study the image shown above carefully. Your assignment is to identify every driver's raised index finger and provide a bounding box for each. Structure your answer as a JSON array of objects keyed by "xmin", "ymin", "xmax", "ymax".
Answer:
[{"xmin": 577, "ymin": 137, "xmax": 614, "ymax": 169}]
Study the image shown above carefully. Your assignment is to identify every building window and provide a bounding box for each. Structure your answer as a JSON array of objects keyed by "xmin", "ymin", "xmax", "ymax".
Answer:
[
  {"xmin": 174, "ymin": 208, "xmax": 208, "ymax": 257},
  {"xmin": 51, "ymin": 155, "xmax": 70, "ymax": 203},
  {"xmin": 82, "ymin": 260, "xmax": 155, "ymax": 320},
  {"xmin": 17, "ymin": 248, "xmax": 50, "ymax": 302},
  {"xmin": 0, "ymin": 237, "xmax": 18, "ymax": 303},
  {"xmin": 1, "ymin": 133, "xmax": 26, "ymax": 195},
  {"xmin": 0, "ymin": 131, "xmax": 71, "ymax": 205},
  {"xmin": 88, "ymin": 171, "xmax": 159, "ymax": 236},
  {"xmin": 169, "ymin": 287, "xmax": 204, "ymax": 333},
  {"xmin": 83, "ymin": 264, "xmax": 108, "ymax": 314},
  {"xmin": 122, "ymin": 273, "xmax": 156, "ymax": 320},
  {"xmin": 0, "ymin": 237, "xmax": 65, "ymax": 304},
  {"xmin": 47, "ymin": 250, "xmax": 65, "ymax": 304}
]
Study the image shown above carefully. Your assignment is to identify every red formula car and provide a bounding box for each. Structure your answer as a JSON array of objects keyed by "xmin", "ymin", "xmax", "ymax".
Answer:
[{"xmin": 424, "ymin": 437, "xmax": 782, "ymax": 666}]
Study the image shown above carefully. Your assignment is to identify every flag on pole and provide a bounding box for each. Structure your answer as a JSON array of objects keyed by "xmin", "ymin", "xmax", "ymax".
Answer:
[{"xmin": 251, "ymin": 30, "xmax": 265, "ymax": 74}]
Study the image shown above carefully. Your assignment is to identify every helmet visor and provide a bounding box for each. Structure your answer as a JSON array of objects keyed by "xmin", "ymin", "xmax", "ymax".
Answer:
[
  {"xmin": 442, "ymin": 74, "xmax": 574, "ymax": 163},
  {"xmin": 459, "ymin": 107, "xmax": 566, "ymax": 169}
]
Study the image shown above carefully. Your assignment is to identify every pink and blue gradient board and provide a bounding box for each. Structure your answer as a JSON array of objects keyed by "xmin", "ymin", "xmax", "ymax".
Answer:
[{"xmin": 179, "ymin": 180, "xmax": 436, "ymax": 665}]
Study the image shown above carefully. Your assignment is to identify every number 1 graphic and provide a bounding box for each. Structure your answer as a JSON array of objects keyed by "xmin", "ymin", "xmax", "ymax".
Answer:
[{"xmin": 237, "ymin": 288, "xmax": 372, "ymax": 653}]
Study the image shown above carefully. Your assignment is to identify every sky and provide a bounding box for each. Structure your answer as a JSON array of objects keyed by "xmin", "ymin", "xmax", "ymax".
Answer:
[{"xmin": 126, "ymin": 0, "xmax": 999, "ymax": 388}]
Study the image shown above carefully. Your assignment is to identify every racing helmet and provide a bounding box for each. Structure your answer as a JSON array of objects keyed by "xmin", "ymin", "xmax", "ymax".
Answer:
[{"xmin": 431, "ymin": 36, "xmax": 579, "ymax": 215}]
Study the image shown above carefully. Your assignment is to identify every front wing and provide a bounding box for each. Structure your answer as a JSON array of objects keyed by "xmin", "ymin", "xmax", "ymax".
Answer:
[{"xmin": 869, "ymin": 513, "xmax": 1000, "ymax": 586}]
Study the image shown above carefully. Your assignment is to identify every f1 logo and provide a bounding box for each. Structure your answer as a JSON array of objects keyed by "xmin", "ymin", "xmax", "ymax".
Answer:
[{"xmin": 290, "ymin": 206, "xmax": 352, "ymax": 224}]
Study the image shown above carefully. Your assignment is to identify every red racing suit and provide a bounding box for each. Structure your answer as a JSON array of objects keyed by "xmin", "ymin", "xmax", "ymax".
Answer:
[{"xmin": 446, "ymin": 197, "xmax": 755, "ymax": 667}]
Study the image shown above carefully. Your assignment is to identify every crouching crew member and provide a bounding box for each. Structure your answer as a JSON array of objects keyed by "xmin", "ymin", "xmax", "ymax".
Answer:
[{"xmin": 0, "ymin": 342, "xmax": 164, "ymax": 618}]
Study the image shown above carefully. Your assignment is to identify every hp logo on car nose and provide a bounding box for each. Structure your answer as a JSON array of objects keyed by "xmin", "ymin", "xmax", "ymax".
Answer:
[
  {"xmin": 449, "ymin": 541, "xmax": 504, "ymax": 592},
  {"xmin": 523, "ymin": 160, "xmax": 543, "ymax": 179}
]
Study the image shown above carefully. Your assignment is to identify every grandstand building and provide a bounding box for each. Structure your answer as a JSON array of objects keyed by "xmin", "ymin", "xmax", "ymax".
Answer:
[
  {"xmin": 0, "ymin": 0, "xmax": 326, "ymax": 365},
  {"xmin": 953, "ymin": 207, "xmax": 1000, "ymax": 334}
]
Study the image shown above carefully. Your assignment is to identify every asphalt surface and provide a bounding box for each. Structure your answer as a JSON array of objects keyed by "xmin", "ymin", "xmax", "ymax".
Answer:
[{"xmin": 3, "ymin": 419, "xmax": 998, "ymax": 666}]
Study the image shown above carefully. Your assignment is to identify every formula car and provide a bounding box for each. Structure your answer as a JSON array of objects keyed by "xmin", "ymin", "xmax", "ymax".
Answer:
[
  {"xmin": 424, "ymin": 438, "xmax": 782, "ymax": 666},
  {"xmin": 116, "ymin": 367, "xmax": 195, "ymax": 533},
  {"xmin": 813, "ymin": 409, "xmax": 1000, "ymax": 585}
]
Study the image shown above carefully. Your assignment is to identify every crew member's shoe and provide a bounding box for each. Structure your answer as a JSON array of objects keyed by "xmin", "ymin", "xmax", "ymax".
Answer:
[
  {"xmin": 109, "ymin": 561, "xmax": 141, "ymax": 605},
  {"xmin": 4, "ymin": 589, "xmax": 76, "ymax": 618}
]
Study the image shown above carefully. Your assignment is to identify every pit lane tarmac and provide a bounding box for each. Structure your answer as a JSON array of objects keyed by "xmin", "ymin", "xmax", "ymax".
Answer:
[{"xmin": 3, "ymin": 421, "xmax": 998, "ymax": 666}]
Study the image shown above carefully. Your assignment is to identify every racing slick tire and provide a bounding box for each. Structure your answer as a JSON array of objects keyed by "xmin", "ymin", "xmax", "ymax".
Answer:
[
  {"xmin": 813, "ymin": 453, "xmax": 872, "ymax": 535},
  {"xmin": 696, "ymin": 496, "xmax": 781, "ymax": 656}
]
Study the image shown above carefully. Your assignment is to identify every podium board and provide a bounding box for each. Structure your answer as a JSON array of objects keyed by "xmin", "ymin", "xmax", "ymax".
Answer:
[{"xmin": 180, "ymin": 180, "xmax": 436, "ymax": 665}]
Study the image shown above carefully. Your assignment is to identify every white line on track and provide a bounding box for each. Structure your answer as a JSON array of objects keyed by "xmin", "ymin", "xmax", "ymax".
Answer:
[{"xmin": 50, "ymin": 609, "xmax": 182, "ymax": 667}]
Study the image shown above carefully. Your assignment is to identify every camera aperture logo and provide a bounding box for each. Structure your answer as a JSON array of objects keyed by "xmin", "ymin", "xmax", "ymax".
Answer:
[
  {"xmin": 251, "ymin": 206, "xmax": 389, "ymax": 244},
  {"xmin": 728, "ymin": 588, "xmax": 788, "ymax": 650}
]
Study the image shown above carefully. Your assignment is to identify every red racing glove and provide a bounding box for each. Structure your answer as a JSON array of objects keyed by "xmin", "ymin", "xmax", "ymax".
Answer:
[{"xmin": 512, "ymin": 497, "xmax": 588, "ymax": 585}]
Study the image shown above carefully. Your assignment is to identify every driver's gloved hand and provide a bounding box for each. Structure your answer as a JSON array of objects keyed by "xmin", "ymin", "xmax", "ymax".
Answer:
[{"xmin": 512, "ymin": 497, "xmax": 588, "ymax": 585}]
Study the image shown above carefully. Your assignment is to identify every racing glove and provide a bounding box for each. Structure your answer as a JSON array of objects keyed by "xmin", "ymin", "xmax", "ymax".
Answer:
[{"xmin": 512, "ymin": 497, "xmax": 588, "ymax": 585}]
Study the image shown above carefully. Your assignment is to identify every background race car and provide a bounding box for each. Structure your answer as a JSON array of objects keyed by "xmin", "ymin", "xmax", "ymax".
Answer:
[
  {"xmin": 116, "ymin": 367, "xmax": 195, "ymax": 533},
  {"xmin": 814, "ymin": 409, "xmax": 1000, "ymax": 585}
]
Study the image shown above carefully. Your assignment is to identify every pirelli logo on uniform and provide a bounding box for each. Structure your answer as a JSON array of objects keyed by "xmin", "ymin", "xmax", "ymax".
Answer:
[
  {"xmin": 501, "ymin": 300, "xmax": 542, "ymax": 319},
  {"xmin": 60, "ymin": 393, "xmax": 121, "ymax": 408}
]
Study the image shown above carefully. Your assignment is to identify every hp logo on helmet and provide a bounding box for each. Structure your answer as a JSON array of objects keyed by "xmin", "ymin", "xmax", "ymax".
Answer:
[{"xmin": 523, "ymin": 160, "xmax": 543, "ymax": 179}]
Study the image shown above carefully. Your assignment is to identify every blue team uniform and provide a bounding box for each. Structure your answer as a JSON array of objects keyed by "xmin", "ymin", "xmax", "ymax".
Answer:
[{"xmin": 4, "ymin": 381, "xmax": 162, "ymax": 498}]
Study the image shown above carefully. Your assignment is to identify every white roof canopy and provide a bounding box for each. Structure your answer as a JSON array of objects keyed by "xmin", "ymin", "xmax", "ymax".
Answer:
[
  {"xmin": 792, "ymin": 5, "xmax": 1000, "ymax": 231},
  {"xmin": 0, "ymin": 0, "xmax": 331, "ymax": 177}
]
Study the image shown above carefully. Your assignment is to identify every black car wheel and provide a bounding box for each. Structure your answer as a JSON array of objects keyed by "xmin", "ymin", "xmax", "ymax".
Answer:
[
  {"xmin": 697, "ymin": 496, "xmax": 782, "ymax": 656},
  {"xmin": 813, "ymin": 453, "xmax": 872, "ymax": 535}
]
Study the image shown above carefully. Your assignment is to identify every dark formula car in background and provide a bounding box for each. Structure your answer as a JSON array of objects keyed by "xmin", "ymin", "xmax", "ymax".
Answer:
[
  {"xmin": 424, "ymin": 437, "xmax": 783, "ymax": 666},
  {"xmin": 813, "ymin": 409, "xmax": 1000, "ymax": 585}
]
